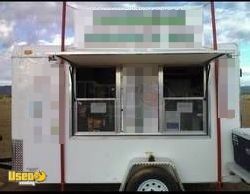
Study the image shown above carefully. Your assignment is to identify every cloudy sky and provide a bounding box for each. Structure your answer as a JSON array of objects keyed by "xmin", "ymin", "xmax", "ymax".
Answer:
[{"xmin": 0, "ymin": 1, "xmax": 250, "ymax": 86}]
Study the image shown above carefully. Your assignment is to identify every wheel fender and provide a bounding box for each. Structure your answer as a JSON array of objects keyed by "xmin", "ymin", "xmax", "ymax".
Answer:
[{"xmin": 119, "ymin": 157, "xmax": 184, "ymax": 191}]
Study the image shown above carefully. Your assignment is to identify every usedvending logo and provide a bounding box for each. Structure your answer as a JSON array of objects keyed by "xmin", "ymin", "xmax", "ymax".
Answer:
[{"xmin": 8, "ymin": 170, "xmax": 47, "ymax": 186}]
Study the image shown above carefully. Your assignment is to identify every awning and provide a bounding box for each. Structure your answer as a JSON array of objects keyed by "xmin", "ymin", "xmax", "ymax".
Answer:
[{"xmin": 50, "ymin": 50, "xmax": 226, "ymax": 66}]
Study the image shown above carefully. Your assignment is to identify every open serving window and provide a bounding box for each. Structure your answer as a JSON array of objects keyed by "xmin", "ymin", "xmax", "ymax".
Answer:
[
  {"xmin": 53, "ymin": 50, "xmax": 226, "ymax": 136},
  {"xmin": 159, "ymin": 65, "xmax": 208, "ymax": 135}
]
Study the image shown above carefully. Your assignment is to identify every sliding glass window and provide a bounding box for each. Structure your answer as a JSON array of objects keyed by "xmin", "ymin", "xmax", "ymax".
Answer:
[
  {"xmin": 73, "ymin": 67, "xmax": 120, "ymax": 134},
  {"xmin": 159, "ymin": 66, "xmax": 208, "ymax": 135}
]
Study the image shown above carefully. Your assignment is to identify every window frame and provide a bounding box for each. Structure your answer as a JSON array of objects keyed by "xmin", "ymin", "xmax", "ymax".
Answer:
[
  {"xmin": 72, "ymin": 66, "xmax": 121, "ymax": 135},
  {"xmin": 71, "ymin": 64, "xmax": 209, "ymax": 136},
  {"xmin": 159, "ymin": 65, "xmax": 208, "ymax": 135}
]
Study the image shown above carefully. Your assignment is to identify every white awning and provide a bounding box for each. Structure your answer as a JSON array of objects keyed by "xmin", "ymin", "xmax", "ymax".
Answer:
[{"xmin": 50, "ymin": 50, "xmax": 226, "ymax": 66}]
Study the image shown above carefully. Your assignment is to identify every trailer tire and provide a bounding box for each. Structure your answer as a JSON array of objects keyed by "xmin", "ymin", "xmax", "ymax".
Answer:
[{"xmin": 125, "ymin": 167, "xmax": 181, "ymax": 191}]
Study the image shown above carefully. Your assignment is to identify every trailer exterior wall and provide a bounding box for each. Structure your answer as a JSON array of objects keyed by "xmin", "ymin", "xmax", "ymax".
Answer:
[
  {"xmin": 218, "ymin": 43, "xmax": 241, "ymax": 182},
  {"xmin": 63, "ymin": 45, "xmax": 240, "ymax": 183},
  {"xmin": 11, "ymin": 44, "xmax": 239, "ymax": 184},
  {"xmin": 64, "ymin": 60, "xmax": 219, "ymax": 183},
  {"xmin": 11, "ymin": 45, "xmax": 61, "ymax": 183}
]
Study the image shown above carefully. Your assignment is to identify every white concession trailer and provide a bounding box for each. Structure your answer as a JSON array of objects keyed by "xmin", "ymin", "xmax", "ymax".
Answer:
[{"xmin": 10, "ymin": 5, "xmax": 249, "ymax": 191}]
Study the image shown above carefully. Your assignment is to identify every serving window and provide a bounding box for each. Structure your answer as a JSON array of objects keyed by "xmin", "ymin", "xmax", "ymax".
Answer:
[
  {"xmin": 72, "ymin": 65, "xmax": 208, "ymax": 136},
  {"xmin": 73, "ymin": 67, "xmax": 120, "ymax": 134},
  {"xmin": 159, "ymin": 66, "xmax": 208, "ymax": 134},
  {"xmin": 55, "ymin": 51, "xmax": 224, "ymax": 136}
]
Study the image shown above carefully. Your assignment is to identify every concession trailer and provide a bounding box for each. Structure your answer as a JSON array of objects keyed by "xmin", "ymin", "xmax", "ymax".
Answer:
[{"xmin": 9, "ymin": 3, "xmax": 250, "ymax": 191}]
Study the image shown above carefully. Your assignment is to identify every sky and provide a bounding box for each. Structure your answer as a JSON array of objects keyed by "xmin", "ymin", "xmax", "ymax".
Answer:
[{"xmin": 0, "ymin": 1, "xmax": 250, "ymax": 86}]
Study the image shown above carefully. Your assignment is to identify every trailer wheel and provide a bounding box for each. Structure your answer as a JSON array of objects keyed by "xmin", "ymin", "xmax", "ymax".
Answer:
[{"xmin": 125, "ymin": 167, "xmax": 180, "ymax": 191}]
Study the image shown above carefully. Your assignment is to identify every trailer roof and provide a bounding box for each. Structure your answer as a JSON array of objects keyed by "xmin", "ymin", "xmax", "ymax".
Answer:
[{"xmin": 51, "ymin": 50, "xmax": 226, "ymax": 66}]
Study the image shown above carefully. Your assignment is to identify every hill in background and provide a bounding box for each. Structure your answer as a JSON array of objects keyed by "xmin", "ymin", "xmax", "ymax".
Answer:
[
  {"xmin": 241, "ymin": 86, "xmax": 250, "ymax": 95},
  {"xmin": 0, "ymin": 86, "xmax": 11, "ymax": 96}
]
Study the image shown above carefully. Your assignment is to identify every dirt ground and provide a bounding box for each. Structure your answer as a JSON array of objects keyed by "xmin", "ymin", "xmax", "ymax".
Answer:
[
  {"xmin": 0, "ymin": 96, "xmax": 11, "ymax": 158},
  {"xmin": 241, "ymin": 95, "xmax": 250, "ymax": 127},
  {"xmin": 0, "ymin": 97, "xmax": 11, "ymax": 189}
]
